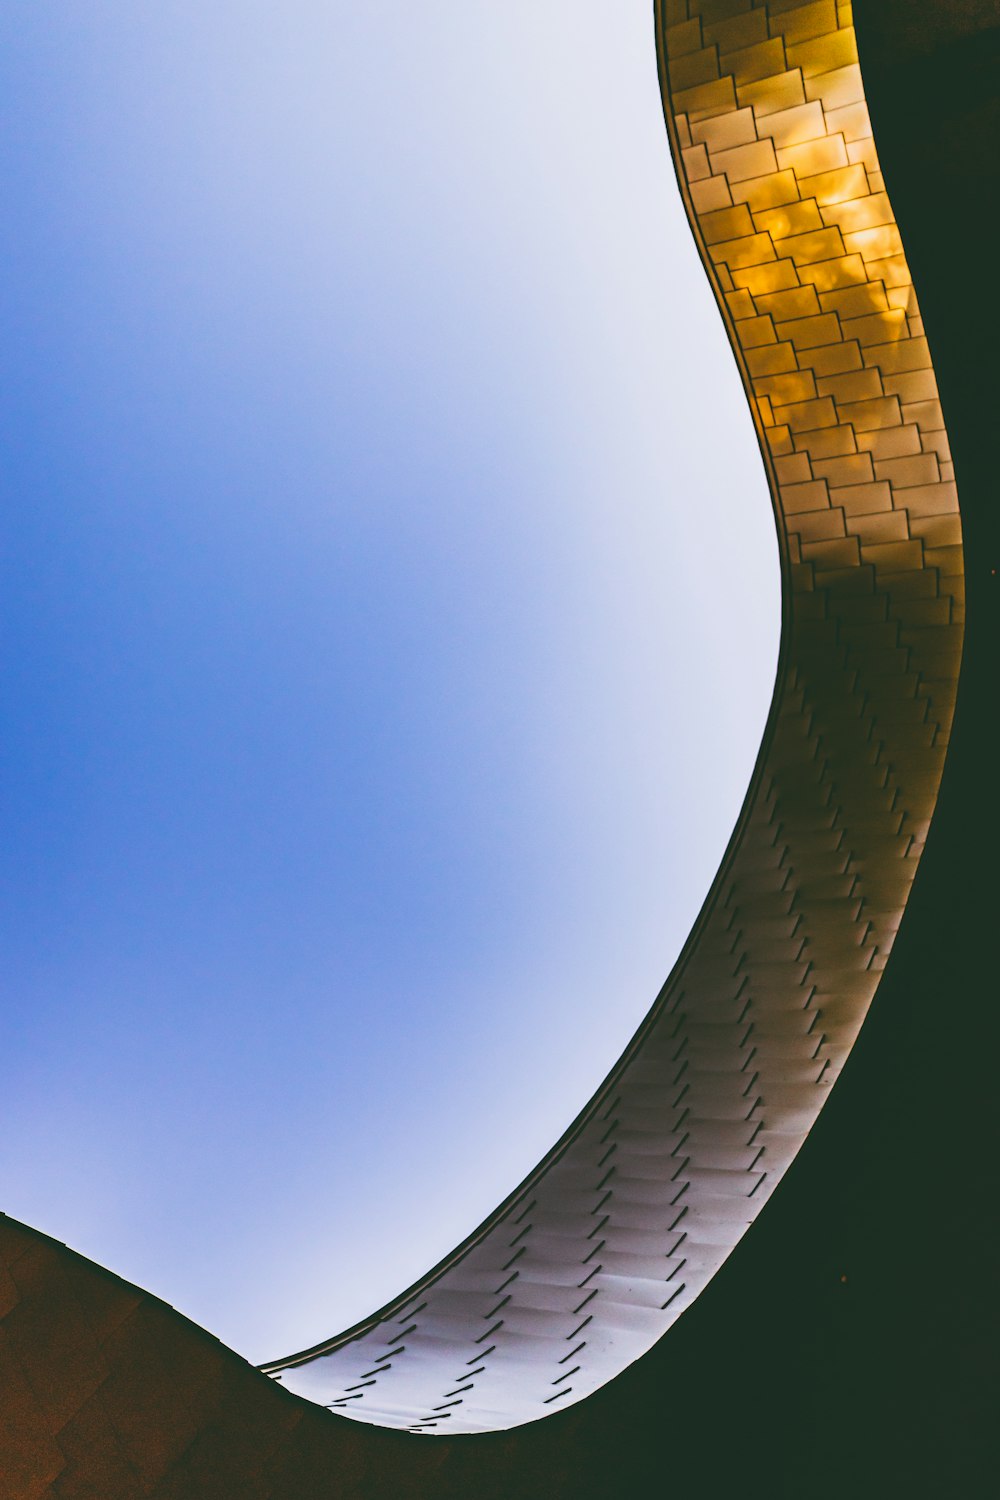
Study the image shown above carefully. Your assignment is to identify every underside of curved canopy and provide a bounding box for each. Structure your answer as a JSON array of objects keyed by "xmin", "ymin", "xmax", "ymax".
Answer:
[{"xmin": 260, "ymin": 0, "xmax": 964, "ymax": 1433}]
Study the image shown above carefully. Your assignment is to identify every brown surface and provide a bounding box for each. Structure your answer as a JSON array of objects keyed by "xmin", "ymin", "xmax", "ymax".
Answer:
[{"xmin": 0, "ymin": 1215, "xmax": 370, "ymax": 1500}]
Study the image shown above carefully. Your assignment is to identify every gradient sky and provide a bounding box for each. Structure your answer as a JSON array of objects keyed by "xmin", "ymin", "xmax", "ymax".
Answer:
[{"xmin": 1, "ymin": 2, "xmax": 779, "ymax": 1362}]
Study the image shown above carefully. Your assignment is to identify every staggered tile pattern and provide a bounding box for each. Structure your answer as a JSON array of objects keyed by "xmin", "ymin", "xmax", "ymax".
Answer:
[{"xmin": 261, "ymin": 0, "xmax": 964, "ymax": 1433}]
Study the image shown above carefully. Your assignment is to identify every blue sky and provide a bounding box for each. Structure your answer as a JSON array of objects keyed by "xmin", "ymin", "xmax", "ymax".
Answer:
[{"xmin": 1, "ymin": 2, "xmax": 779, "ymax": 1361}]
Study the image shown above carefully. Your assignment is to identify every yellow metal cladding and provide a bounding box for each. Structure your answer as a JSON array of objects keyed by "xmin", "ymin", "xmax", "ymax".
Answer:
[
  {"xmin": 660, "ymin": 0, "xmax": 963, "ymax": 728},
  {"xmin": 254, "ymin": 1, "xmax": 966, "ymax": 1433}
]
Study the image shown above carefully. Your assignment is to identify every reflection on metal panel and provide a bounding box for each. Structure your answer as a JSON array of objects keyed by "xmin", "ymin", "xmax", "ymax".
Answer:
[{"xmin": 262, "ymin": 0, "xmax": 963, "ymax": 1432}]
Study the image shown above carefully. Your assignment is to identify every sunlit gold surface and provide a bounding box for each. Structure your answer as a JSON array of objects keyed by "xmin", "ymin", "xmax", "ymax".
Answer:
[{"xmin": 667, "ymin": 0, "xmax": 962, "ymax": 670}]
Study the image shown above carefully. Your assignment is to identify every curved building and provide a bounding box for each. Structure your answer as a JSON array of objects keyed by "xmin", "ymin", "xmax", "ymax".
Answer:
[
  {"xmin": 261, "ymin": 0, "xmax": 963, "ymax": 1433},
  {"xmin": 1, "ymin": 3, "xmax": 994, "ymax": 1496}
]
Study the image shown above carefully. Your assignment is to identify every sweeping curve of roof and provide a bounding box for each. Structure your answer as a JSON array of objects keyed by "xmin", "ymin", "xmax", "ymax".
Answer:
[{"xmin": 259, "ymin": 0, "xmax": 965, "ymax": 1433}]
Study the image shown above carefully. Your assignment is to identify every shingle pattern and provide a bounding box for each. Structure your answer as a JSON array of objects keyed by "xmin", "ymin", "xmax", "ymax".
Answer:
[{"xmin": 258, "ymin": 0, "xmax": 964, "ymax": 1431}]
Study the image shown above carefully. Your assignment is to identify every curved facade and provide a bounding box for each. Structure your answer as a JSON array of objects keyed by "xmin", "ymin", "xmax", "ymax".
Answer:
[{"xmin": 261, "ymin": 0, "xmax": 963, "ymax": 1433}]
